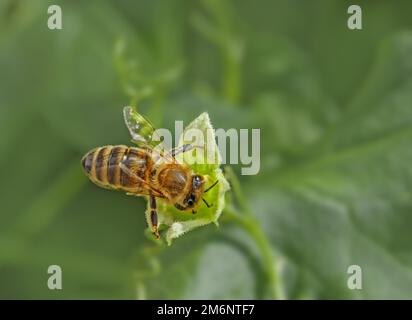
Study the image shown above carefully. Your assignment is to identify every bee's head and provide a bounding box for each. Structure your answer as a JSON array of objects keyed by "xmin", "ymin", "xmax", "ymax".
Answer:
[{"xmin": 175, "ymin": 175, "xmax": 204, "ymax": 212}]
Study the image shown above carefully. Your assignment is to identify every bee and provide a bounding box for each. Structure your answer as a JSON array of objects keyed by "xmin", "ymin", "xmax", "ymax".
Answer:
[{"xmin": 81, "ymin": 107, "xmax": 218, "ymax": 239}]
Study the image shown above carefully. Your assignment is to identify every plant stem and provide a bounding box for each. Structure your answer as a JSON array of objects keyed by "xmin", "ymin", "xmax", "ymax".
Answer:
[
  {"xmin": 222, "ymin": 42, "xmax": 243, "ymax": 105},
  {"xmin": 224, "ymin": 208, "xmax": 282, "ymax": 299},
  {"xmin": 191, "ymin": 0, "xmax": 243, "ymax": 105},
  {"xmin": 224, "ymin": 167, "xmax": 284, "ymax": 299},
  {"xmin": 224, "ymin": 167, "xmax": 251, "ymax": 214}
]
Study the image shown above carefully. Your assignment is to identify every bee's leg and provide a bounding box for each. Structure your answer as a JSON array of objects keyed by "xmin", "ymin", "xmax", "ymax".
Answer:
[
  {"xmin": 168, "ymin": 144, "xmax": 204, "ymax": 158},
  {"xmin": 149, "ymin": 195, "xmax": 160, "ymax": 239}
]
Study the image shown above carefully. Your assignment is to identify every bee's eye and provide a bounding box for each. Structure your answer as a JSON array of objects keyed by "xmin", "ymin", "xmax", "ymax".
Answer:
[{"xmin": 186, "ymin": 194, "xmax": 196, "ymax": 207}]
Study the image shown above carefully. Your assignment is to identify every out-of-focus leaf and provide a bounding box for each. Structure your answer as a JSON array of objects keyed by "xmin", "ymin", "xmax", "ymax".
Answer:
[
  {"xmin": 2, "ymin": 0, "xmax": 412, "ymax": 300},
  {"xmin": 245, "ymin": 33, "xmax": 412, "ymax": 299},
  {"xmin": 134, "ymin": 30, "xmax": 412, "ymax": 299}
]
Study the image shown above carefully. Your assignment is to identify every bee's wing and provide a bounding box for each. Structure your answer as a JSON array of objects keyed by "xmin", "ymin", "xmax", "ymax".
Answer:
[
  {"xmin": 123, "ymin": 106, "xmax": 177, "ymax": 164},
  {"xmin": 118, "ymin": 160, "xmax": 166, "ymax": 199},
  {"xmin": 123, "ymin": 106, "xmax": 163, "ymax": 149}
]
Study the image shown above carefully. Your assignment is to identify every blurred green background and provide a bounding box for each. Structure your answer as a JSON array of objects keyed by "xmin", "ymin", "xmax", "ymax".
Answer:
[{"xmin": 1, "ymin": 0, "xmax": 412, "ymax": 299}]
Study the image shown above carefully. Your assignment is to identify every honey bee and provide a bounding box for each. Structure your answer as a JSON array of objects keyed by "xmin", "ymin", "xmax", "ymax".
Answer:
[{"xmin": 81, "ymin": 107, "xmax": 218, "ymax": 239}]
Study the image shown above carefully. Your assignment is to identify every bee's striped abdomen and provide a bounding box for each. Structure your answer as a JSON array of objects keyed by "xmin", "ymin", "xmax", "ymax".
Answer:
[
  {"xmin": 121, "ymin": 147, "xmax": 152, "ymax": 189},
  {"xmin": 81, "ymin": 145, "xmax": 152, "ymax": 193},
  {"xmin": 95, "ymin": 146, "xmax": 112, "ymax": 183},
  {"xmin": 82, "ymin": 146, "xmax": 118, "ymax": 188},
  {"xmin": 107, "ymin": 146, "xmax": 125, "ymax": 185}
]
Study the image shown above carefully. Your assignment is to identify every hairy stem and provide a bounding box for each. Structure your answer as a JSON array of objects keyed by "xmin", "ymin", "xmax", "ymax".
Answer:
[
  {"xmin": 222, "ymin": 42, "xmax": 243, "ymax": 105},
  {"xmin": 224, "ymin": 167, "xmax": 284, "ymax": 299},
  {"xmin": 224, "ymin": 208, "xmax": 283, "ymax": 299}
]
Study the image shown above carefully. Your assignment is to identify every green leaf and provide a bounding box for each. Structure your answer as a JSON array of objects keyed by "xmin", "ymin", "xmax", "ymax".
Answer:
[
  {"xmin": 247, "ymin": 32, "xmax": 412, "ymax": 299},
  {"xmin": 149, "ymin": 112, "xmax": 230, "ymax": 245},
  {"xmin": 138, "ymin": 30, "xmax": 412, "ymax": 299},
  {"xmin": 3, "ymin": 0, "xmax": 412, "ymax": 300}
]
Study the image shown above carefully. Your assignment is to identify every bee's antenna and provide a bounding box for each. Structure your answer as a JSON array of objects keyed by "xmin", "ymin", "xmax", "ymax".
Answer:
[
  {"xmin": 204, "ymin": 180, "xmax": 219, "ymax": 193},
  {"xmin": 202, "ymin": 198, "xmax": 212, "ymax": 208}
]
